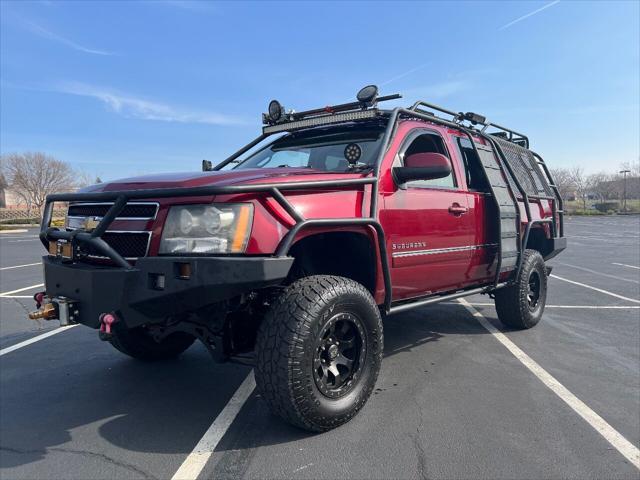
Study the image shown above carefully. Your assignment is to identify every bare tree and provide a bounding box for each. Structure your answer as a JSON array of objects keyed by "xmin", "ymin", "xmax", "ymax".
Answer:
[
  {"xmin": 0, "ymin": 152, "xmax": 77, "ymax": 215},
  {"xmin": 620, "ymin": 159, "xmax": 640, "ymax": 178},
  {"xmin": 589, "ymin": 172, "xmax": 618, "ymax": 202},
  {"xmin": 569, "ymin": 166, "xmax": 590, "ymax": 210},
  {"xmin": 549, "ymin": 167, "xmax": 574, "ymax": 201},
  {"xmin": 76, "ymin": 171, "xmax": 97, "ymax": 189}
]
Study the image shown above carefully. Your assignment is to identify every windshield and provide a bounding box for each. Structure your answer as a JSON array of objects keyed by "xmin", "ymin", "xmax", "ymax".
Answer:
[{"xmin": 233, "ymin": 124, "xmax": 385, "ymax": 172}]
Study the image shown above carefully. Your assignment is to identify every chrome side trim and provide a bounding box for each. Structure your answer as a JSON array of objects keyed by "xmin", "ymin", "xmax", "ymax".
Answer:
[{"xmin": 392, "ymin": 243, "xmax": 498, "ymax": 258}]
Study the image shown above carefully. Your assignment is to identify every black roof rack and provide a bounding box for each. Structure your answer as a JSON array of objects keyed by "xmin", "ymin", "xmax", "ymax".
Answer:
[
  {"xmin": 409, "ymin": 101, "xmax": 529, "ymax": 149},
  {"xmin": 259, "ymin": 86, "xmax": 529, "ymax": 149}
]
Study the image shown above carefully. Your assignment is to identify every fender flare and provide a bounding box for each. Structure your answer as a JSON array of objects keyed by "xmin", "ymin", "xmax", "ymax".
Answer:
[{"xmin": 275, "ymin": 219, "xmax": 392, "ymax": 311}]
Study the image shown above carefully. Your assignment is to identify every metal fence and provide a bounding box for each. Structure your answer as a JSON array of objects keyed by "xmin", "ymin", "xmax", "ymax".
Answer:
[{"xmin": 0, "ymin": 208, "xmax": 66, "ymax": 222}]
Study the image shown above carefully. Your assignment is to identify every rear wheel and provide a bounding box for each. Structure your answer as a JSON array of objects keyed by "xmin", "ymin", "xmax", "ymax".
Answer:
[
  {"xmin": 109, "ymin": 325, "xmax": 195, "ymax": 361},
  {"xmin": 255, "ymin": 275, "xmax": 383, "ymax": 432},
  {"xmin": 494, "ymin": 249, "xmax": 547, "ymax": 329}
]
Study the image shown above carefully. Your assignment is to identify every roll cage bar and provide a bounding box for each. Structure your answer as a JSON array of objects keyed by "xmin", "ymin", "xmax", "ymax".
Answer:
[{"xmin": 40, "ymin": 93, "xmax": 564, "ymax": 312}]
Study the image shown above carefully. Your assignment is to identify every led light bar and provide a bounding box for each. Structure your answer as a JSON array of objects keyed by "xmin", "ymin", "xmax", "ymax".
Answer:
[{"xmin": 262, "ymin": 109, "xmax": 381, "ymax": 134}]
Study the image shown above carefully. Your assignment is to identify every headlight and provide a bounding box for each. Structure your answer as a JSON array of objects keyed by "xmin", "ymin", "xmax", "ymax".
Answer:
[{"xmin": 159, "ymin": 203, "xmax": 253, "ymax": 254}]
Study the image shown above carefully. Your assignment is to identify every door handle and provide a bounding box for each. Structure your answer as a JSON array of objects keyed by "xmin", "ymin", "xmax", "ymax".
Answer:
[{"xmin": 448, "ymin": 203, "xmax": 468, "ymax": 215}]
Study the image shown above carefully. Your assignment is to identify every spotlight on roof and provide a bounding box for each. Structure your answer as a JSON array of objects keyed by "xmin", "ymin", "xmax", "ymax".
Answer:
[
  {"xmin": 356, "ymin": 85, "xmax": 379, "ymax": 106},
  {"xmin": 267, "ymin": 100, "xmax": 284, "ymax": 123},
  {"xmin": 463, "ymin": 112, "xmax": 486, "ymax": 126}
]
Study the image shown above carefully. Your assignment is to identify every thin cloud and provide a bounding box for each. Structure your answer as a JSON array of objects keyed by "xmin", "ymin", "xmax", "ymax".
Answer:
[
  {"xmin": 159, "ymin": 1, "xmax": 216, "ymax": 12},
  {"xmin": 403, "ymin": 80, "xmax": 470, "ymax": 100},
  {"xmin": 26, "ymin": 21, "xmax": 114, "ymax": 56},
  {"xmin": 56, "ymin": 82, "xmax": 245, "ymax": 126},
  {"xmin": 498, "ymin": 0, "xmax": 560, "ymax": 31},
  {"xmin": 380, "ymin": 63, "xmax": 430, "ymax": 87}
]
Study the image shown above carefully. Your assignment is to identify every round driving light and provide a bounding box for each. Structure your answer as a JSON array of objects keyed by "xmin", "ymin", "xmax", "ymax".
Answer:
[
  {"xmin": 268, "ymin": 100, "xmax": 284, "ymax": 122},
  {"xmin": 356, "ymin": 84, "xmax": 378, "ymax": 104},
  {"xmin": 179, "ymin": 209, "xmax": 194, "ymax": 235},
  {"xmin": 344, "ymin": 143, "xmax": 362, "ymax": 163}
]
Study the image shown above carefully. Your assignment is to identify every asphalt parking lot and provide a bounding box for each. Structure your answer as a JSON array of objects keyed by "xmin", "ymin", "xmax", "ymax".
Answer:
[{"xmin": 1, "ymin": 216, "xmax": 639, "ymax": 480}]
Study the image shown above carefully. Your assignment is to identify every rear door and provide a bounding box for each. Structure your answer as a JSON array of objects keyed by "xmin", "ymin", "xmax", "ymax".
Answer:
[
  {"xmin": 453, "ymin": 135, "xmax": 500, "ymax": 284},
  {"xmin": 380, "ymin": 128, "xmax": 476, "ymax": 301}
]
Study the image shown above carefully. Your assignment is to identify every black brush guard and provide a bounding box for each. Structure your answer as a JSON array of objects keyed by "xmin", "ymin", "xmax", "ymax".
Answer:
[{"xmin": 40, "ymin": 177, "xmax": 394, "ymax": 310}]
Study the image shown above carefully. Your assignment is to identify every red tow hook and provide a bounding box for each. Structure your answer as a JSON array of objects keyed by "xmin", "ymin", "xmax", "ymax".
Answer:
[
  {"xmin": 33, "ymin": 292, "xmax": 45, "ymax": 308},
  {"xmin": 98, "ymin": 313, "xmax": 118, "ymax": 341}
]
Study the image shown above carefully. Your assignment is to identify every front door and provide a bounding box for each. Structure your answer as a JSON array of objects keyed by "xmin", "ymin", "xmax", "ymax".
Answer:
[{"xmin": 380, "ymin": 128, "xmax": 476, "ymax": 301}]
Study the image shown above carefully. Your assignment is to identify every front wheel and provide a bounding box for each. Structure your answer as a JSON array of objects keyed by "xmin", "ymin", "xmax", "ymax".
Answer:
[
  {"xmin": 494, "ymin": 249, "xmax": 548, "ymax": 329},
  {"xmin": 255, "ymin": 275, "xmax": 383, "ymax": 432}
]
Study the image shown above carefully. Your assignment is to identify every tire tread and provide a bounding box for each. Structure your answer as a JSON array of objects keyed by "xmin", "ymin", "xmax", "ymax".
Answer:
[
  {"xmin": 494, "ymin": 249, "xmax": 547, "ymax": 329},
  {"xmin": 255, "ymin": 275, "xmax": 383, "ymax": 432}
]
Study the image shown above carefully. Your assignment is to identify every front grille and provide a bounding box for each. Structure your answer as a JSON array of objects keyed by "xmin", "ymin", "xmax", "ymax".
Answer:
[
  {"xmin": 66, "ymin": 201, "xmax": 157, "ymax": 261},
  {"xmin": 80, "ymin": 232, "xmax": 151, "ymax": 259},
  {"xmin": 68, "ymin": 202, "xmax": 158, "ymax": 219}
]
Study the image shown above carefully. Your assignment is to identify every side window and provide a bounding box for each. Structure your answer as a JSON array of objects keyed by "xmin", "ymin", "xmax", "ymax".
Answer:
[
  {"xmin": 402, "ymin": 133, "xmax": 456, "ymax": 189},
  {"xmin": 456, "ymin": 137, "xmax": 489, "ymax": 192}
]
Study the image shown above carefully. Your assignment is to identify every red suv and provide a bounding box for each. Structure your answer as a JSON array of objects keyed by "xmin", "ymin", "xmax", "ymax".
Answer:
[{"xmin": 32, "ymin": 85, "xmax": 566, "ymax": 432}]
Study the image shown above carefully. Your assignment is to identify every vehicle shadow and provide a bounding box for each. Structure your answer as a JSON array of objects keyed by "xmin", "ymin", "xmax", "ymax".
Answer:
[
  {"xmin": 0, "ymin": 337, "xmax": 251, "ymax": 470},
  {"xmin": 0, "ymin": 302, "xmax": 495, "ymax": 471},
  {"xmin": 382, "ymin": 302, "xmax": 492, "ymax": 357}
]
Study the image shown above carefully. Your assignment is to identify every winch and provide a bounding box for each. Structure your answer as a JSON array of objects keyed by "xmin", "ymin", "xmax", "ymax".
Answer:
[{"xmin": 28, "ymin": 294, "xmax": 79, "ymax": 326}]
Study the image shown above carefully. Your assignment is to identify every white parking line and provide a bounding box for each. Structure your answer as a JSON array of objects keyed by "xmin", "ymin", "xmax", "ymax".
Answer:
[
  {"xmin": 0, "ymin": 235, "xmax": 37, "ymax": 240},
  {"xmin": 550, "ymin": 275, "xmax": 640, "ymax": 304},
  {"xmin": 613, "ymin": 263, "xmax": 640, "ymax": 270},
  {"xmin": 6, "ymin": 239, "xmax": 40, "ymax": 243},
  {"xmin": 0, "ymin": 295, "xmax": 34, "ymax": 299},
  {"xmin": 453, "ymin": 303, "xmax": 640, "ymax": 309},
  {"xmin": 0, "ymin": 325, "xmax": 78, "ymax": 356},
  {"xmin": 171, "ymin": 372, "xmax": 256, "ymax": 480},
  {"xmin": 555, "ymin": 262, "xmax": 639, "ymax": 284},
  {"xmin": 541, "ymin": 305, "xmax": 640, "ymax": 309},
  {"xmin": 458, "ymin": 298, "xmax": 640, "ymax": 470},
  {"xmin": 0, "ymin": 262, "xmax": 41, "ymax": 271},
  {"xmin": 0, "ymin": 283, "xmax": 44, "ymax": 297}
]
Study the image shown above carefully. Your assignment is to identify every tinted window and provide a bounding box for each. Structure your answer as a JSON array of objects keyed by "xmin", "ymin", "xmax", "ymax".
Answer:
[{"xmin": 457, "ymin": 137, "xmax": 489, "ymax": 191}]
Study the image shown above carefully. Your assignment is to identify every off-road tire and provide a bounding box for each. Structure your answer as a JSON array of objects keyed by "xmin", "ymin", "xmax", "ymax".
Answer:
[
  {"xmin": 109, "ymin": 325, "xmax": 196, "ymax": 361},
  {"xmin": 255, "ymin": 275, "xmax": 383, "ymax": 432},
  {"xmin": 494, "ymin": 249, "xmax": 547, "ymax": 329}
]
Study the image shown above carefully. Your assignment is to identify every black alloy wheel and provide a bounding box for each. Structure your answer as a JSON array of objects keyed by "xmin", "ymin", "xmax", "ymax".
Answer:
[
  {"xmin": 313, "ymin": 312, "xmax": 366, "ymax": 399},
  {"xmin": 527, "ymin": 270, "xmax": 542, "ymax": 310}
]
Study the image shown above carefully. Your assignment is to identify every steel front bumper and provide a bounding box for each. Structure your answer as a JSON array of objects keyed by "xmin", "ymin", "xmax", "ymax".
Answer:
[{"xmin": 42, "ymin": 256, "xmax": 294, "ymax": 329}]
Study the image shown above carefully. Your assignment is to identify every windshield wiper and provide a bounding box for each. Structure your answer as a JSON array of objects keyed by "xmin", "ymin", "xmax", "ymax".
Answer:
[{"xmin": 348, "ymin": 164, "xmax": 373, "ymax": 172}]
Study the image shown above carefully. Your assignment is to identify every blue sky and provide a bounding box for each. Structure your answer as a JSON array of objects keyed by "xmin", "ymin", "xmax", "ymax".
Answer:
[{"xmin": 1, "ymin": 0, "xmax": 638, "ymax": 180}]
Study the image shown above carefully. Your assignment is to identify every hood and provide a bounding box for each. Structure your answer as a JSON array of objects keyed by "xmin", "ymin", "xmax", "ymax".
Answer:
[{"xmin": 80, "ymin": 168, "xmax": 357, "ymax": 193}]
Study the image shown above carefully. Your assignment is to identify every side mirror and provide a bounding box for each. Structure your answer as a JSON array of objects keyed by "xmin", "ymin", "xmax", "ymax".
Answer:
[
  {"xmin": 393, "ymin": 152, "xmax": 452, "ymax": 184},
  {"xmin": 202, "ymin": 159, "xmax": 213, "ymax": 172}
]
